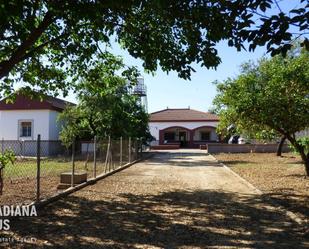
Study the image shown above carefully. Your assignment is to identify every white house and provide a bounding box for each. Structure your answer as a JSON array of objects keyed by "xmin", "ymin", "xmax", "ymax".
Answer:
[
  {"xmin": 149, "ymin": 108, "xmax": 219, "ymax": 148},
  {"xmin": 0, "ymin": 93, "xmax": 74, "ymax": 155}
]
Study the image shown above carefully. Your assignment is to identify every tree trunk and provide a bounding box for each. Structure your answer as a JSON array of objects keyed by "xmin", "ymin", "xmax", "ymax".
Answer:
[
  {"xmin": 276, "ymin": 135, "xmax": 286, "ymax": 156},
  {"xmin": 305, "ymin": 157, "xmax": 309, "ymax": 177},
  {"xmin": 286, "ymin": 134, "xmax": 309, "ymax": 177},
  {"xmin": 299, "ymin": 146, "xmax": 309, "ymax": 177}
]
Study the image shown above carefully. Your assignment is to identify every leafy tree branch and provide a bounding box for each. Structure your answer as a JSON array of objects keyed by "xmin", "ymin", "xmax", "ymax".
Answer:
[
  {"xmin": 0, "ymin": 1, "xmax": 308, "ymax": 96},
  {"xmin": 212, "ymin": 44, "xmax": 309, "ymax": 176}
]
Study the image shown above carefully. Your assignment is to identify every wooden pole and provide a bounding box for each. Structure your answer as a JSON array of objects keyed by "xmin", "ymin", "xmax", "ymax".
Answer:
[
  {"xmin": 128, "ymin": 137, "xmax": 131, "ymax": 163},
  {"xmin": 36, "ymin": 134, "xmax": 41, "ymax": 201},
  {"xmin": 71, "ymin": 138, "xmax": 75, "ymax": 187},
  {"xmin": 120, "ymin": 137, "xmax": 123, "ymax": 166},
  {"xmin": 105, "ymin": 136, "xmax": 111, "ymax": 173},
  {"xmin": 93, "ymin": 136, "xmax": 97, "ymax": 178}
]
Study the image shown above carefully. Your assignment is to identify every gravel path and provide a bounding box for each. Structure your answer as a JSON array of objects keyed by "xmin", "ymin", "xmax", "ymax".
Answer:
[{"xmin": 2, "ymin": 150, "xmax": 307, "ymax": 248}]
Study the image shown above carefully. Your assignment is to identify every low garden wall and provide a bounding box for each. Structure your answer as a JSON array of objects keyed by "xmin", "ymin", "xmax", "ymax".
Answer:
[
  {"xmin": 207, "ymin": 143, "xmax": 290, "ymax": 153},
  {"xmin": 151, "ymin": 144, "xmax": 180, "ymax": 150}
]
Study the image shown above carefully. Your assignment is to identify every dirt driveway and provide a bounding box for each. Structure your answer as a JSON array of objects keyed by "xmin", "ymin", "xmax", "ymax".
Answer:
[{"xmin": 3, "ymin": 150, "xmax": 308, "ymax": 248}]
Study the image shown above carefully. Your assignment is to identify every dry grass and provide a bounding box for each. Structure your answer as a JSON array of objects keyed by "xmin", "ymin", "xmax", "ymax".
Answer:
[{"xmin": 214, "ymin": 153, "xmax": 309, "ymax": 222}]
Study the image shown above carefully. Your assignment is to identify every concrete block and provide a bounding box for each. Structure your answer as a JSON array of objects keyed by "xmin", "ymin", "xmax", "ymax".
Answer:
[{"xmin": 60, "ymin": 171, "xmax": 87, "ymax": 184}]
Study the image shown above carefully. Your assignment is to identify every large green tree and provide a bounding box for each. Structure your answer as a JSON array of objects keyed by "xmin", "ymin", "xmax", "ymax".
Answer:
[
  {"xmin": 213, "ymin": 46, "xmax": 309, "ymax": 176},
  {"xmin": 58, "ymin": 53, "xmax": 151, "ymax": 147},
  {"xmin": 1, "ymin": 1, "xmax": 308, "ymax": 96}
]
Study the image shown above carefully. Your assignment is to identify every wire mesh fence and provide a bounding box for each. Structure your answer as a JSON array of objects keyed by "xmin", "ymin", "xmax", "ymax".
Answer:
[{"xmin": 0, "ymin": 135, "xmax": 145, "ymax": 206}]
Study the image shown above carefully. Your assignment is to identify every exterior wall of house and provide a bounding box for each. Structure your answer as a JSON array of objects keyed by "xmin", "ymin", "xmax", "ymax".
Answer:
[
  {"xmin": 149, "ymin": 121, "xmax": 219, "ymax": 147},
  {"xmin": 49, "ymin": 110, "xmax": 62, "ymax": 140},
  {"xmin": 0, "ymin": 110, "xmax": 49, "ymax": 140},
  {"xmin": 0, "ymin": 109, "xmax": 61, "ymax": 140},
  {"xmin": 0, "ymin": 110, "xmax": 63, "ymax": 156},
  {"xmin": 149, "ymin": 121, "xmax": 218, "ymax": 141}
]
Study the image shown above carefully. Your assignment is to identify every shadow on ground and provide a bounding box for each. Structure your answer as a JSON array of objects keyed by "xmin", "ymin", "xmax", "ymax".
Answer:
[
  {"xmin": 4, "ymin": 189, "xmax": 308, "ymax": 249},
  {"xmin": 146, "ymin": 151, "xmax": 223, "ymax": 167},
  {"xmin": 262, "ymin": 192, "xmax": 309, "ymax": 220}
]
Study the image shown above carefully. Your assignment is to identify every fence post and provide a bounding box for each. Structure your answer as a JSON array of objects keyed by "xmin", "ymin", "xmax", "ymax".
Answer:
[
  {"xmin": 93, "ymin": 136, "xmax": 97, "ymax": 179},
  {"xmin": 109, "ymin": 139, "xmax": 113, "ymax": 171},
  {"xmin": 36, "ymin": 134, "xmax": 41, "ymax": 202},
  {"xmin": 71, "ymin": 138, "xmax": 75, "ymax": 187},
  {"xmin": 136, "ymin": 139, "xmax": 138, "ymax": 160},
  {"xmin": 105, "ymin": 136, "xmax": 111, "ymax": 173},
  {"xmin": 128, "ymin": 137, "xmax": 131, "ymax": 163},
  {"xmin": 1, "ymin": 138, "xmax": 3, "ymax": 154},
  {"xmin": 139, "ymin": 138, "xmax": 143, "ymax": 159},
  {"xmin": 22, "ymin": 140, "xmax": 25, "ymax": 157},
  {"xmin": 120, "ymin": 137, "xmax": 122, "ymax": 166}
]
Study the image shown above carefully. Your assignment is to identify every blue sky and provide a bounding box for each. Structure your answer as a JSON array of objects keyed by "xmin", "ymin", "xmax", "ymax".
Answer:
[
  {"xmin": 108, "ymin": 41, "xmax": 267, "ymax": 113},
  {"xmin": 62, "ymin": 0, "xmax": 305, "ymax": 113},
  {"xmin": 63, "ymin": 40, "xmax": 267, "ymax": 113}
]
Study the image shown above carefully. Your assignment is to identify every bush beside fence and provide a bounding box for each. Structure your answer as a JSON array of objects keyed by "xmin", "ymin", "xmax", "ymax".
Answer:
[{"xmin": 0, "ymin": 135, "xmax": 145, "ymax": 206}]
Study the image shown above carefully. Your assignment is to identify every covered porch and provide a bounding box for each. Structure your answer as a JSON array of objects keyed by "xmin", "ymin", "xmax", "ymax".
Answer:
[{"xmin": 158, "ymin": 126, "xmax": 218, "ymax": 148}]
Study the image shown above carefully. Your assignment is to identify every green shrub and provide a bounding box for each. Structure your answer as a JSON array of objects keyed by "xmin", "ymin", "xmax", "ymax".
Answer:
[
  {"xmin": 0, "ymin": 150, "xmax": 15, "ymax": 169},
  {"xmin": 289, "ymin": 136, "xmax": 309, "ymax": 155}
]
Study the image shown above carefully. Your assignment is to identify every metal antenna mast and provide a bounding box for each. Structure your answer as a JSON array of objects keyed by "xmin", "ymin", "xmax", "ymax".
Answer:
[{"xmin": 132, "ymin": 77, "xmax": 148, "ymax": 112}]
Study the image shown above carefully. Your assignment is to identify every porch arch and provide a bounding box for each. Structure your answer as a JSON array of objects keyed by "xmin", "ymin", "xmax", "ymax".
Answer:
[
  {"xmin": 192, "ymin": 125, "xmax": 218, "ymax": 142},
  {"xmin": 159, "ymin": 126, "xmax": 191, "ymax": 147}
]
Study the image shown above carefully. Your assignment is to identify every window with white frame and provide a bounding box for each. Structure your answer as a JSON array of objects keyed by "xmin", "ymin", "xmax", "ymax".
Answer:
[{"xmin": 19, "ymin": 121, "xmax": 32, "ymax": 137}]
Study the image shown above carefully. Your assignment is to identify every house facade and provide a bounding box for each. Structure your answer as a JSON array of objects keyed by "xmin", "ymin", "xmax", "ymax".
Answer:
[
  {"xmin": 0, "ymin": 93, "xmax": 74, "ymax": 155},
  {"xmin": 149, "ymin": 108, "xmax": 219, "ymax": 148}
]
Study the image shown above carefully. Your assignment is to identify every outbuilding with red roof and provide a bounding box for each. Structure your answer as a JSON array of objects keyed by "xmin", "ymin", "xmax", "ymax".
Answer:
[{"xmin": 0, "ymin": 92, "xmax": 74, "ymax": 141}]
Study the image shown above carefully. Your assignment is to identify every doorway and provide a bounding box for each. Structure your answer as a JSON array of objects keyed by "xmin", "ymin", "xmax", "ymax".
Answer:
[{"xmin": 179, "ymin": 131, "xmax": 187, "ymax": 147}]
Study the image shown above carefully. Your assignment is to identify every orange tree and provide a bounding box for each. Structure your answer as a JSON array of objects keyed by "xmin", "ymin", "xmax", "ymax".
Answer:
[
  {"xmin": 58, "ymin": 53, "xmax": 151, "ymax": 147},
  {"xmin": 213, "ymin": 46, "xmax": 309, "ymax": 176}
]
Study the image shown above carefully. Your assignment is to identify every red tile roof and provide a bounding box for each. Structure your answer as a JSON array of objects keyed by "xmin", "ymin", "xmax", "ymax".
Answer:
[
  {"xmin": 150, "ymin": 108, "xmax": 219, "ymax": 122},
  {"xmin": 0, "ymin": 93, "xmax": 75, "ymax": 112}
]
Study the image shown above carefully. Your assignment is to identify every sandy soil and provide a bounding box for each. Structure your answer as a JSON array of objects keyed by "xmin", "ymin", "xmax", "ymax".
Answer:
[
  {"xmin": 0, "ymin": 177, "xmax": 59, "ymax": 205},
  {"xmin": 1, "ymin": 150, "xmax": 307, "ymax": 248},
  {"xmin": 214, "ymin": 153, "xmax": 309, "ymax": 223}
]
